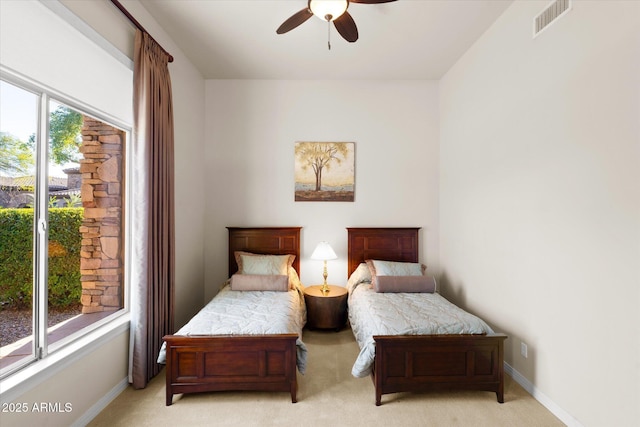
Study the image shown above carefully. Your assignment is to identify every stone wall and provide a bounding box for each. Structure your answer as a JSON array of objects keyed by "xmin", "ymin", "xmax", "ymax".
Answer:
[
  {"xmin": 64, "ymin": 167, "xmax": 82, "ymax": 190},
  {"xmin": 78, "ymin": 117, "xmax": 124, "ymax": 314}
]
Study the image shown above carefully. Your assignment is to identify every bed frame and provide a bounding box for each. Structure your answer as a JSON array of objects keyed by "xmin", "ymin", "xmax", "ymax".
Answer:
[
  {"xmin": 347, "ymin": 227, "xmax": 507, "ymax": 406},
  {"xmin": 163, "ymin": 227, "xmax": 302, "ymax": 406}
]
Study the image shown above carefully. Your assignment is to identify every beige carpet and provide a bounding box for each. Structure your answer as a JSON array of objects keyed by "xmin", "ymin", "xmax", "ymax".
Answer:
[{"xmin": 89, "ymin": 328, "xmax": 564, "ymax": 427}]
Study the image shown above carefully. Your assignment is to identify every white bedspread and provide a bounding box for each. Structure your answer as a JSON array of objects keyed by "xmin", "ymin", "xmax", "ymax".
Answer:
[
  {"xmin": 348, "ymin": 282, "xmax": 493, "ymax": 378},
  {"xmin": 157, "ymin": 284, "xmax": 307, "ymax": 374}
]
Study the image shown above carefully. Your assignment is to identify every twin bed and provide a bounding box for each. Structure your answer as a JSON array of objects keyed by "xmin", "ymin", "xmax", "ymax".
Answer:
[
  {"xmin": 160, "ymin": 227, "xmax": 306, "ymax": 406},
  {"xmin": 160, "ymin": 226, "xmax": 506, "ymax": 407},
  {"xmin": 346, "ymin": 227, "xmax": 506, "ymax": 405}
]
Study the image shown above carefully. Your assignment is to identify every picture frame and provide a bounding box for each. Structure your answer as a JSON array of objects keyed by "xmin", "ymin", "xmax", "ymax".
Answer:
[{"xmin": 294, "ymin": 142, "xmax": 355, "ymax": 202}]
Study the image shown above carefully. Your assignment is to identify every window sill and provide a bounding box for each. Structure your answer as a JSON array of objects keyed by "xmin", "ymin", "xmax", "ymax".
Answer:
[{"xmin": 0, "ymin": 313, "xmax": 130, "ymax": 403}]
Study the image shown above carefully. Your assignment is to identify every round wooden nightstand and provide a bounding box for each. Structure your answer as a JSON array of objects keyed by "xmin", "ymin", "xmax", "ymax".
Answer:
[{"xmin": 304, "ymin": 285, "xmax": 348, "ymax": 331}]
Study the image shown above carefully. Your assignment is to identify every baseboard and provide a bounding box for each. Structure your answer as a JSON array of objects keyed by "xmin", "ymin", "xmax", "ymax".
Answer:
[
  {"xmin": 71, "ymin": 376, "xmax": 129, "ymax": 427},
  {"xmin": 504, "ymin": 362, "xmax": 583, "ymax": 427}
]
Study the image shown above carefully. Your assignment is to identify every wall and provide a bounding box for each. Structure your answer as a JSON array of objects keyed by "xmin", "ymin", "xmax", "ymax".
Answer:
[
  {"xmin": 439, "ymin": 1, "xmax": 640, "ymax": 426},
  {"xmin": 0, "ymin": 1, "xmax": 205, "ymax": 425},
  {"xmin": 0, "ymin": 0, "xmax": 132, "ymax": 125},
  {"xmin": 204, "ymin": 80, "xmax": 439, "ymax": 300},
  {"xmin": 0, "ymin": 330, "xmax": 129, "ymax": 427}
]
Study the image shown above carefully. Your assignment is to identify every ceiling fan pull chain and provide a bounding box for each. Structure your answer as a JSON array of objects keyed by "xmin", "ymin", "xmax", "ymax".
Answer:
[{"xmin": 327, "ymin": 20, "xmax": 331, "ymax": 50}]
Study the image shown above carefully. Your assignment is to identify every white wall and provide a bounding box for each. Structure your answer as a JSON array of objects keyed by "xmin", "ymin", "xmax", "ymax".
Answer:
[
  {"xmin": 0, "ymin": 330, "xmax": 129, "ymax": 427},
  {"xmin": 439, "ymin": 1, "xmax": 640, "ymax": 426},
  {"xmin": 204, "ymin": 80, "xmax": 439, "ymax": 300},
  {"xmin": 0, "ymin": 0, "xmax": 132, "ymax": 126},
  {"xmin": 0, "ymin": 1, "xmax": 205, "ymax": 425}
]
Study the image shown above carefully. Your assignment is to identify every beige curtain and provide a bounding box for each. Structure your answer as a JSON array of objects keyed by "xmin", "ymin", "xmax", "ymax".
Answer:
[{"xmin": 129, "ymin": 30, "xmax": 175, "ymax": 389}]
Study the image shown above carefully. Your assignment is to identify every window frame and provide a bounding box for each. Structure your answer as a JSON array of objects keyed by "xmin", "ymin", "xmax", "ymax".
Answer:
[{"xmin": 0, "ymin": 67, "xmax": 132, "ymax": 383}]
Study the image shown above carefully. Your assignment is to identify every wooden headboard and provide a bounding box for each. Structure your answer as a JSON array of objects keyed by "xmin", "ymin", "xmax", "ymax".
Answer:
[
  {"xmin": 346, "ymin": 227, "xmax": 420, "ymax": 277},
  {"xmin": 227, "ymin": 227, "xmax": 302, "ymax": 277}
]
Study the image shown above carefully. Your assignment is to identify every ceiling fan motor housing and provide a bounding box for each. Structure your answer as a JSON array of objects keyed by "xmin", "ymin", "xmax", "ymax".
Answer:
[{"xmin": 277, "ymin": 0, "xmax": 396, "ymax": 44}]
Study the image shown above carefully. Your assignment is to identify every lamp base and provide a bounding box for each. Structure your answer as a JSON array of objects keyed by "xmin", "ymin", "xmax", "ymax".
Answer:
[
  {"xmin": 321, "ymin": 283, "xmax": 330, "ymax": 295},
  {"xmin": 321, "ymin": 261, "xmax": 330, "ymax": 294}
]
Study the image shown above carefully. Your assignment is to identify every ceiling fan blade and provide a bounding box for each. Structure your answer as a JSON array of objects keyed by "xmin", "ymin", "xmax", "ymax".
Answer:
[
  {"xmin": 334, "ymin": 11, "xmax": 358, "ymax": 42},
  {"xmin": 350, "ymin": 0, "xmax": 397, "ymax": 4},
  {"xmin": 276, "ymin": 8, "xmax": 313, "ymax": 34}
]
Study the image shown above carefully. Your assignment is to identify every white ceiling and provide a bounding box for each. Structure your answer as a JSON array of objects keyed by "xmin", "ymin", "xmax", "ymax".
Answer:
[{"xmin": 138, "ymin": 0, "xmax": 513, "ymax": 80}]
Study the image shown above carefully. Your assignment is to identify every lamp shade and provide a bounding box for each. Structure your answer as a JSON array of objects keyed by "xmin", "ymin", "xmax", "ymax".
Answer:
[{"xmin": 310, "ymin": 241, "xmax": 337, "ymax": 261}]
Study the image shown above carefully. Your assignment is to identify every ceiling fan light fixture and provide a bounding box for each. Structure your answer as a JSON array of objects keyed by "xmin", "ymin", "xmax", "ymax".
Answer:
[{"xmin": 309, "ymin": 0, "xmax": 348, "ymax": 22}]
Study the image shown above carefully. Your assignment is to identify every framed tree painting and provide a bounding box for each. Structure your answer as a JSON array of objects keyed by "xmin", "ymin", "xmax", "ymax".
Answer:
[{"xmin": 294, "ymin": 142, "xmax": 354, "ymax": 202}]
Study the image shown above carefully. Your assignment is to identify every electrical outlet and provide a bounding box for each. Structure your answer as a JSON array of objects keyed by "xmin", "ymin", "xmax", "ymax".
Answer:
[{"xmin": 521, "ymin": 342, "xmax": 528, "ymax": 358}]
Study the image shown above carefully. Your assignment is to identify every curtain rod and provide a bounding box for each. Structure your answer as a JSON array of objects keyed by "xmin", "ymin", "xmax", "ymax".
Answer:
[{"xmin": 110, "ymin": 0, "xmax": 174, "ymax": 63}]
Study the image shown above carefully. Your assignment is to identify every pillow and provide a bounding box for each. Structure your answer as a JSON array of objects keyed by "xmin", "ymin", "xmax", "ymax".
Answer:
[
  {"xmin": 366, "ymin": 259, "xmax": 426, "ymax": 288},
  {"xmin": 288, "ymin": 266, "xmax": 302, "ymax": 291},
  {"xmin": 230, "ymin": 274, "xmax": 289, "ymax": 292},
  {"xmin": 234, "ymin": 251, "xmax": 296, "ymax": 288},
  {"xmin": 367, "ymin": 259, "xmax": 425, "ymax": 276},
  {"xmin": 347, "ymin": 262, "xmax": 372, "ymax": 292},
  {"xmin": 235, "ymin": 251, "xmax": 294, "ymax": 275},
  {"xmin": 374, "ymin": 275, "xmax": 436, "ymax": 293}
]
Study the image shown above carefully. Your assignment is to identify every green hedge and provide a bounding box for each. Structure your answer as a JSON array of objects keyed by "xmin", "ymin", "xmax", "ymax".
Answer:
[{"xmin": 0, "ymin": 208, "xmax": 83, "ymax": 309}]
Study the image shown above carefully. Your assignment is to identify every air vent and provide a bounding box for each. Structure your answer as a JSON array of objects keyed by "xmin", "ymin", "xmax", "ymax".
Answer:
[{"xmin": 533, "ymin": 0, "xmax": 572, "ymax": 37}]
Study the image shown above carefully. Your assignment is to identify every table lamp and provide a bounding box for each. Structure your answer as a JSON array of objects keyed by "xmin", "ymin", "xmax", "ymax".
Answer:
[{"xmin": 310, "ymin": 241, "xmax": 337, "ymax": 294}]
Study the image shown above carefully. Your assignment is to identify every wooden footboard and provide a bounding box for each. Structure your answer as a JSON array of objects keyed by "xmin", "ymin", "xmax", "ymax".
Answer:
[
  {"xmin": 163, "ymin": 334, "xmax": 299, "ymax": 405},
  {"xmin": 372, "ymin": 334, "xmax": 507, "ymax": 406}
]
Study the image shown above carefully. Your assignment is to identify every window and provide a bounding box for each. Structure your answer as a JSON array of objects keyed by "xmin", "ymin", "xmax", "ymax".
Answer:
[{"xmin": 0, "ymin": 78, "xmax": 127, "ymax": 379}]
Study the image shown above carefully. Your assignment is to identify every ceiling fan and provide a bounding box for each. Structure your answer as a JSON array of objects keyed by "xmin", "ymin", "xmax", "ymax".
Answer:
[{"xmin": 276, "ymin": 0, "xmax": 397, "ymax": 48}]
